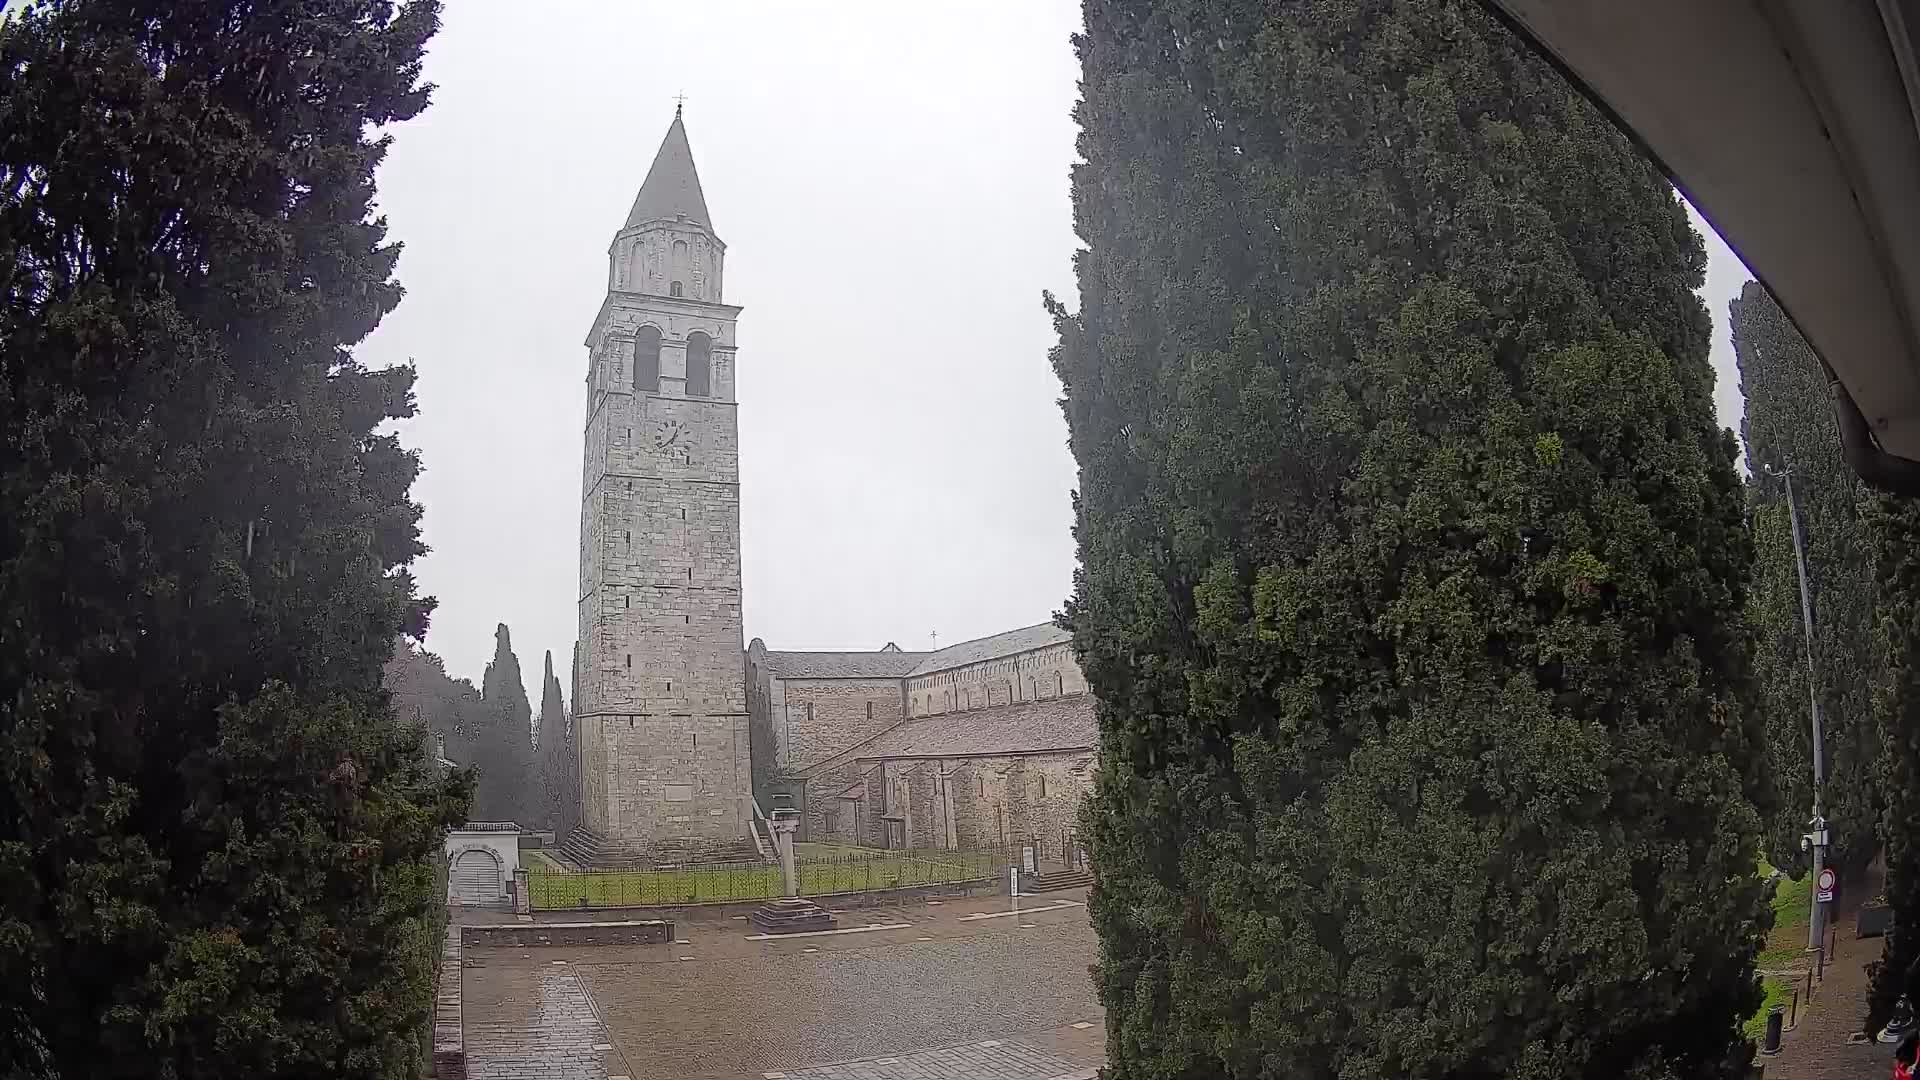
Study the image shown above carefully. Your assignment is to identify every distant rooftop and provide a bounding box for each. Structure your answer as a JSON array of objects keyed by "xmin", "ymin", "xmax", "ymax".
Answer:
[
  {"xmin": 822, "ymin": 693, "xmax": 1096, "ymax": 766},
  {"xmin": 761, "ymin": 649, "xmax": 929, "ymax": 680},
  {"xmin": 906, "ymin": 622, "xmax": 1071, "ymax": 678}
]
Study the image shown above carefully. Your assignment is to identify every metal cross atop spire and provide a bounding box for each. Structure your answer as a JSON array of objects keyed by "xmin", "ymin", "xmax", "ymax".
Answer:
[{"xmin": 673, "ymin": 90, "xmax": 687, "ymax": 117}]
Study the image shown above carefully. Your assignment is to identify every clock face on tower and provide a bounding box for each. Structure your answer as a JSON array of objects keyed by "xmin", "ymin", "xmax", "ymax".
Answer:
[
  {"xmin": 649, "ymin": 417, "xmax": 692, "ymax": 465},
  {"xmin": 651, "ymin": 418, "xmax": 683, "ymax": 449}
]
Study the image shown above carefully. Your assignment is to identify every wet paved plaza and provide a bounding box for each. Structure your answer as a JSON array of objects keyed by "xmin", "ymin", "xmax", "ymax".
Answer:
[{"xmin": 460, "ymin": 892, "xmax": 1104, "ymax": 1080}]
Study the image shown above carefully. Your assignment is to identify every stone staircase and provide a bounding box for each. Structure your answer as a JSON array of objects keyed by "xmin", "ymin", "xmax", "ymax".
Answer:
[
  {"xmin": 1023, "ymin": 867, "xmax": 1093, "ymax": 893},
  {"xmin": 555, "ymin": 825, "xmax": 767, "ymax": 870},
  {"xmin": 555, "ymin": 826, "xmax": 618, "ymax": 868}
]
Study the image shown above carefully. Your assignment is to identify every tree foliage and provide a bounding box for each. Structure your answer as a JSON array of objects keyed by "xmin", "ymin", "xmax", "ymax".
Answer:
[
  {"xmin": 1732, "ymin": 280, "xmax": 1882, "ymax": 876},
  {"xmin": 535, "ymin": 650, "xmax": 577, "ymax": 835},
  {"xmin": 1052, "ymin": 2, "xmax": 1768, "ymax": 1076},
  {"xmin": 0, "ymin": 1, "xmax": 468, "ymax": 1075},
  {"xmin": 384, "ymin": 636, "xmax": 483, "ymax": 763},
  {"xmin": 1869, "ymin": 494, "xmax": 1920, "ymax": 1031},
  {"xmin": 472, "ymin": 623, "xmax": 535, "ymax": 825}
]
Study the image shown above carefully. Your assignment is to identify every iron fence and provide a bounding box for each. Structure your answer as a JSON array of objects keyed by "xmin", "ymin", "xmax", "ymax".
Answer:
[{"xmin": 527, "ymin": 845, "xmax": 1014, "ymax": 910}]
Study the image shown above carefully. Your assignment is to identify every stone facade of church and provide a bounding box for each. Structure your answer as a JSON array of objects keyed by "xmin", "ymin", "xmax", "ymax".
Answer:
[
  {"xmin": 747, "ymin": 624, "xmax": 1097, "ymax": 862},
  {"xmin": 570, "ymin": 114, "xmax": 1095, "ymax": 864}
]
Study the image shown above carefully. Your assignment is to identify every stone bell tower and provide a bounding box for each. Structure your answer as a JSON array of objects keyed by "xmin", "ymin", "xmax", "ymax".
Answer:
[{"xmin": 572, "ymin": 107, "xmax": 749, "ymax": 860}]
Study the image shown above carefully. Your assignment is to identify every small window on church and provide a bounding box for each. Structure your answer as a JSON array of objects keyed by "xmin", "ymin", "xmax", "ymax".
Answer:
[
  {"xmin": 625, "ymin": 654, "xmax": 631, "ymax": 669},
  {"xmin": 686, "ymin": 331, "xmax": 712, "ymax": 397},
  {"xmin": 866, "ymin": 701, "xmax": 874, "ymax": 721},
  {"xmin": 1040, "ymin": 775, "xmax": 1048, "ymax": 800},
  {"xmin": 670, "ymin": 280, "xmax": 684, "ymax": 297}
]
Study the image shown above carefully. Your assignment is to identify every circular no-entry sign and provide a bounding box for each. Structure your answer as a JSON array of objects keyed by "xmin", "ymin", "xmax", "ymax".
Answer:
[{"xmin": 1819, "ymin": 867, "xmax": 1837, "ymax": 892}]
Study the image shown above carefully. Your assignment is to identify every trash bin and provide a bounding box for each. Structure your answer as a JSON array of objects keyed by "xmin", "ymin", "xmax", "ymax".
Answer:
[{"xmin": 1761, "ymin": 1004, "xmax": 1785, "ymax": 1055}]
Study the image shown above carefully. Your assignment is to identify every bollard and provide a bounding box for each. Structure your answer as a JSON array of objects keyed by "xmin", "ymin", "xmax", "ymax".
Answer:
[
  {"xmin": 1760, "ymin": 1004, "xmax": 1785, "ymax": 1055},
  {"xmin": 1788, "ymin": 989, "xmax": 1798, "ymax": 1029}
]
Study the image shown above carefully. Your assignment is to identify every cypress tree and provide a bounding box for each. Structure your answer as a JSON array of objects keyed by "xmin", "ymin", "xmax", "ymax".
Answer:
[
  {"xmin": 475, "ymin": 623, "xmax": 535, "ymax": 824},
  {"xmin": 1870, "ymin": 497, "xmax": 1920, "ymax": 1032},
  {"xmin": 1051, "ymin": 2, "xmax": 1768, "ymax": 1075},
  {"xmin": 1732, "ymin": 281, "xmax": 1882, "ymax": 877},
  {"xmin": 0, "ymin": 2, "xmax": 467, "ymax": 1076},
  {"xmin": 535, "ymin": 650, "xmax": 572, "ymax": 832},
  {"xmin": 384, "ymin": 636, "xmax": 487, "ymax": 766}
]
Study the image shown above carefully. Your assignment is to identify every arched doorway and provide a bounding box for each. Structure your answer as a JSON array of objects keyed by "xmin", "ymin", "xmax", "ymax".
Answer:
[{"xmin": 449, "ymin": 846, "xmax": 504, "ymax": 906}]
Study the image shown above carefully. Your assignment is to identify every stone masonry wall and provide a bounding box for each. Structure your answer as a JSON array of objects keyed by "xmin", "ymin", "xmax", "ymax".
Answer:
[
  {"xmin": 461, "ymin": 919, "xmax": 674, "ymax": 948},
  {"xmin": 1022, "ymin": 753, "xmax": 1095, "ymax": 862},
  {"xmin": 774, "ymin": 678, "xmax": 908, "ymax": 774},
  {"xmin": 575, "ymin": 243, "xmax": 749, "ymax": 854},
  {"xmin": 906, "ymin": 762, "xmax": 939, "ymax": 848},
  {"xmin": 802, "ymin": 751, "xmax": 1093, "ymax": 857},
  {"xmin": 906, "ymin": 642, "xmax": 1087, "ymax": 718}
]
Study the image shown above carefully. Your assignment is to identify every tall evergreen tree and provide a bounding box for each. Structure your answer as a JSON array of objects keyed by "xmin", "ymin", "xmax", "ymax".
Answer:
[
  {"xmin": 0, "ymin": 2, "xmax": 467, "ymax": 1076},
  {"xmin": 534, "ymin": 650, "xmax": 573, "ymax": 832},
  {"xmin": 1051, "ymin": 2, "xmax": 1768, "ymax": 1076},
  {"xmin": 384, "ymin": 636, "xmax": 486, "ymax": 764},
  {"xmin": 1869, "ymin": 495, "xmax": 1920, "ymax": 1032},
  {"xmin": 1732, "ymin": 281, "xmax": 1882, "ymax": 876},
  {"xmin": 474, "ymin": 623, "xmax": 534, "ymax": 823}
]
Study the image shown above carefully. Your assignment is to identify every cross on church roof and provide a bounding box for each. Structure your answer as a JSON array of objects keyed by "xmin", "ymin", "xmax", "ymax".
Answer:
[{"xmin": 673, "ymin": 90, "xmax": 687, "ymax": 116}]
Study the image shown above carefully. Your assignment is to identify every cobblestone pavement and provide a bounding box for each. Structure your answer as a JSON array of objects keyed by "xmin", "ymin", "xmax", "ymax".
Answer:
[
  {"xmin": 1760, "ymin": 942, "xmax": 1891, "ymax": 1078},
  {"xmin": 462, "ymin": 892, "xmax": 1102, "ymax": 1080},
  {"xmin": 463, "ymin": 966, "xmax": 628, "ymax": 1080},
  {"xmin": 1762, "ymin": 883, "xmax": 1892, "ymax": 1080},
  {"xmin": 767, "ymin": 1037, "xmax": 1097, "ymax": 1080}
]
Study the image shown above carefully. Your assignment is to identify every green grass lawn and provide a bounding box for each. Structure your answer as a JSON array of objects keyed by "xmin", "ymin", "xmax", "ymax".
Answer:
[
  {"xmin": 1769, "ymin": 862, "xmax": 1813, "ymax": 930},
  {"xmin": 526, "ymin": 849, "xmax": 1002, "ymax": 909},
  {"xmin": 1743, "ymin": 975, "xmax": 1792, "ymax": 1039},
  {"xmin": 1746, "ymin": 861, "xmax": 1815, "ymax": 1038}
]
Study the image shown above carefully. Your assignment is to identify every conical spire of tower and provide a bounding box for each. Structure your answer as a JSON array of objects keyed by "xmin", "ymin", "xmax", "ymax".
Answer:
[{"xmin": 625, "ymin": 109, "xmax": 712, "ymax": 230}]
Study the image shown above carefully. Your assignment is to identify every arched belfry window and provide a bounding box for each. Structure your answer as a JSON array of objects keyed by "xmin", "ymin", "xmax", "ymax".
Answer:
[
  {"xmin": 634, "ymin": 326, "xmax": 661, "ymax": 394},
  {"xmin": 670, "ymin": 239, "xmax": 690, "ymax": 299},
  {"xmin": 686, "ymin": 331, "xmax": 712, "ymax": 397}
]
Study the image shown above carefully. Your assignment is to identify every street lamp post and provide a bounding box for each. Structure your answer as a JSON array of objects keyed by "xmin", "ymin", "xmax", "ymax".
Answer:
[{"xmin": 1765, "ymin": 464, "xmax": 1830, "ymax": 956}]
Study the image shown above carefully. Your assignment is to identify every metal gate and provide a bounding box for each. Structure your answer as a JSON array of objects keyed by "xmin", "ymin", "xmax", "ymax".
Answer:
[{"xmin": 451, "ymin": 849, "xmax": 502, "ymax": 906}]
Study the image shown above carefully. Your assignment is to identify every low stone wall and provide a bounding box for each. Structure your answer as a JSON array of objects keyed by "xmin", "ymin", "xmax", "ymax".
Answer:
[
  {"xmin": 461, "ymin": 919, "xmax": 675, "ymax": 948},
  {"xmin": 537, "ymin": 874, "xmax": 996, "ymax": 919},
  {"xmin": 432, "ymin": 925, "xmax": 463, "ymax": 1079}
]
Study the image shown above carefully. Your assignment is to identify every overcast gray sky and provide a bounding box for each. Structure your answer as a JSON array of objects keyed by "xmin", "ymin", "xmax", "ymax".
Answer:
[{"xmin": 358, "ymin": 1, "xmax": 1752, "ymax": 692}]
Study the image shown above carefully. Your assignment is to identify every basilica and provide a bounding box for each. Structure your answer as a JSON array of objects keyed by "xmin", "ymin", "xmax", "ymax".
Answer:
[{"xmin": 565, "ymin": 111, "xmax": 1094, "ymax": 866}]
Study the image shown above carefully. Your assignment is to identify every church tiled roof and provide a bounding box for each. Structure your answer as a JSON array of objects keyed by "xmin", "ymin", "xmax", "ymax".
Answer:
[
  {"xmin": 905, "ymin": 622, "xmax": 1071, "ymax": 677},
  {"xmin": 761, "ymin": 650, "xmax": 929, "ymax": 680},
  {"xmin": 805, "ymin": 694, "xmax": 1096, "ymax": 773},
  {"xmin": 625, "ymin": 109, "xmax": 713, "ymax": 230}
]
